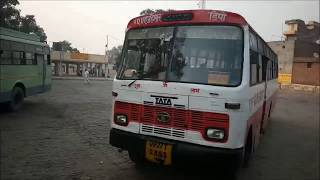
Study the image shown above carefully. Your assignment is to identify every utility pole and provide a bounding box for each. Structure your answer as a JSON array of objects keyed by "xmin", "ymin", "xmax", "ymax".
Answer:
[
  {"xmin": 59, "ymin": 45, "xmax": 64, "ymax": 76},
  {"xmin": 105, "ymin": 35, "xmax": 110, "ymax": 78}
]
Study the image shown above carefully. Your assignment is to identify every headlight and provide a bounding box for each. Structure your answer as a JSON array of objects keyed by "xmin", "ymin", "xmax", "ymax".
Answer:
[
  {"xmin": 206, "ymin": 128, "xmax": 225, "ymax": 140},
  {"xmin": 114, "ymin": 114, "xmax": 128, "ymax": 126}
]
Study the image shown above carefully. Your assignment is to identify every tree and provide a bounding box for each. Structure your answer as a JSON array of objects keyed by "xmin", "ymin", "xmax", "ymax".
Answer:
[
  {"xmin": 107, "ymin": 45, "xmax": 122, "ymax": 65},
  {"xmin": 20, "ymin": 15, "xmax": 47, "ymax": 42},
  {"xmin": 52, "ymin": 40, "xmax": 79, "ymax": 52},
  {"xmin": 140, "ymin": 8, "xmax": 175, "ymax": 16},
  {"xmin": 0, "ymin": 0, "xmax": 47, "ymax": 42},
  {"xmin": 0, "ymin": 0, "xmax": 20, "ymax": 29}
]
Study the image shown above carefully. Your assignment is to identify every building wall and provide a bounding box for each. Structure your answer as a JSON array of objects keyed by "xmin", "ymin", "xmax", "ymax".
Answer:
[
  {"xmin": 292, "ymin": 62, "xmax": 320, "ymax": 86},
  {"xmin": 268, "ymin": 40, "xmax": 295, "ymax": 74},
  {"xmin": 51, "ymin": 51, "xmax": 107, "ymax": 64},
  {"xmin": 88, "ymin": 54, "xmax": 107, "ymax": 63},
  {"xmin": 284, "ymin": 20, "xmax": 320, "ymax": 43},
  {"xmin": 50, "ymin": 51, "xmax": 107, "ymax": 77},
  {"xmin": 51, "ymin": 51, "xmax": 71, "ymax": 61},
  {"xmin": 268, "ymin": 19, "xmax": 319, "ymax": 86},
  {"xmin": 294, "ymin": 40, "xmax": 319, "ymax": 57}
]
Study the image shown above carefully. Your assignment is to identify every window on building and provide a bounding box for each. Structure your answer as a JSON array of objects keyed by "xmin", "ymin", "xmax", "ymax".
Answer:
[{"xmin": 307, "ymin": 62, "xmax": 312, "ymax": 68}]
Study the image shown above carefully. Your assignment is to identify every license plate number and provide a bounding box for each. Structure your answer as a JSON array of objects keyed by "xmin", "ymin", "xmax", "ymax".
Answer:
[{"xmin": 145, "ymin": 141, "xmax": 172, "ymax": 165}]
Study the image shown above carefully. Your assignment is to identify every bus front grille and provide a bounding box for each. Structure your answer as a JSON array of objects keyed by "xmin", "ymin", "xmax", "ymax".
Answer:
[
  {"xmin": 141, "ymin": 124, "xmax": 185, "ymax": 138},
  {"xmin": 114, "ymin": 101, "xmax": 229, "ymax": 140}
]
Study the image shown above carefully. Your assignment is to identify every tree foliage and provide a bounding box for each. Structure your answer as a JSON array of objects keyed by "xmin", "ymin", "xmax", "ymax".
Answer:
[
  {"xmin": 52, "ymin": 40, "xmax": 79, "ymax": 52},
  {"xmin": 20, "ymin": 15, "xmax": 47, "ymax": 42},
  {"xmin": 107, "ymin": 45, "xmax": 122, "ymax": 65},
  {"xmin": 139, "ymin": 8, "xmax": 175, "ymax": 16},
  {"xmin": 0, "ymin": 0, "xmax": 47, "ymax": 41}
]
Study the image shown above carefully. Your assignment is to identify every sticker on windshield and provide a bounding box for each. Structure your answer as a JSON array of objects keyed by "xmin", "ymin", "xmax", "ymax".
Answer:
[{"xmin": 208, "ymin": 72, "xmax": 230, "ymax": 85}]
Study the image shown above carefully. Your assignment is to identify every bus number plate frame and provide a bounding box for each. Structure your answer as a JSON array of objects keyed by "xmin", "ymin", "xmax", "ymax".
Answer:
[{"xmin": 145, "ymin": 140, "xmax": 172, "ymax": 165}]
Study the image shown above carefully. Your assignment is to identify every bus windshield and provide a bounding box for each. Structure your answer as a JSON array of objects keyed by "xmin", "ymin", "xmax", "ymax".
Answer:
[{"xmin": 118, "ymin": 25, "xmax": 243, "ymax": 86}]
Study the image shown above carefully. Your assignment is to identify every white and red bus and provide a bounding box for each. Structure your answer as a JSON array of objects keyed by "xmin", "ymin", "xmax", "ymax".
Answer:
[{"xmin": 110, "ymin": 10, "xmax": 278, "ymax": 168}]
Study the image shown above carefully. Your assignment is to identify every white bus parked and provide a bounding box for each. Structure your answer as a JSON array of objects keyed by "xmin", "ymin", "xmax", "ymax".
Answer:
[{"xmin": 109, "ymin": 10, "xmax": 279, "ymax": 170}]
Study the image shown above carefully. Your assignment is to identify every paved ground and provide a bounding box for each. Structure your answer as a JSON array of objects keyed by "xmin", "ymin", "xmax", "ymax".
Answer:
[{"xmin": 0, "ymin": 80, "xmax": 319, "ymax": 180}]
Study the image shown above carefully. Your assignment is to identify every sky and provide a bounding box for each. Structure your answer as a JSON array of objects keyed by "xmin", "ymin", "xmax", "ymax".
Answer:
[{"xmin": 18, "ymin": 1, "xmax": 319, "ymax": 55}]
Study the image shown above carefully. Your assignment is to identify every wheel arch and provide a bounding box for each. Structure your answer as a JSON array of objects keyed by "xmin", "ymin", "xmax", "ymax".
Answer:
[
  {"xmin": 245, "ymin": 125, "xmax": 253, "ymax": 151},
  {"xmin": 13, "ymin": 82, "xmax": 26, "ymax": 97}
]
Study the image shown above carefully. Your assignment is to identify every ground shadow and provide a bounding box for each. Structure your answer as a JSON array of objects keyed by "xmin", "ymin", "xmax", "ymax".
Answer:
[{"xmin": 131, "ymin": 161, "xmax": 240, "ymax": 180}]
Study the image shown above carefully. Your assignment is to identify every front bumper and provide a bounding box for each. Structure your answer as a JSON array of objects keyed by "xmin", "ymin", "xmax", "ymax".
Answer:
[{"xmin": 109, "ymin": 128, "xmax": 243, "ymax": 165}]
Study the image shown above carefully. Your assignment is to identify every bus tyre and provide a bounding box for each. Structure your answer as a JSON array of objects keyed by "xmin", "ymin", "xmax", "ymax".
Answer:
[
  {"xmin": 8, "ymin": 87, "xmax": 24, "ymax": 112},
  {"xmin": 243, "ymin": 130, "xmax": 253, "ymax": 168},
  {"xmin": 128, "ymin": 150, "xmax": 144, "ymax": 166}
]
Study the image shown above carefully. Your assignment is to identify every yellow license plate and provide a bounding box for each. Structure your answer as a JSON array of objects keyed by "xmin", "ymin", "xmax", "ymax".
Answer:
[{"xmin": 145, "ymin": 141, "xmax": 172, "ymax": 165}]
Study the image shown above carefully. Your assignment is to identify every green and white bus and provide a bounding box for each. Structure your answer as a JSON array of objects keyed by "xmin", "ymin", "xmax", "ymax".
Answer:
[{"xmin": 0, "ymin": 27, "xmax": 51, "ymax": 111}]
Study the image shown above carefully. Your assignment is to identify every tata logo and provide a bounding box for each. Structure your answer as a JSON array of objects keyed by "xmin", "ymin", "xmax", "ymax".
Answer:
[
  {"xmin": 157, "ymin": 112, "xmax": 170, "ymax": 123},
  {"xmin": 155, "ymin": 97, "xmax": 172, "ymax": 106},
  {"xmin": 151, "ymin": 95, "xmax": 177, "ymax": 106}
]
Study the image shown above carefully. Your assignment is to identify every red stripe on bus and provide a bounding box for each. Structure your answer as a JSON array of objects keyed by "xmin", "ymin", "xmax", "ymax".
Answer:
[{"xmin": 113, "ymin": 101, "xmax": 229, "ymax": 143}]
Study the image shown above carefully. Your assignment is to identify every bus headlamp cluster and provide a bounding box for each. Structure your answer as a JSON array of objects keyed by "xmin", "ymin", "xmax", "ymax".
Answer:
[
  {"xmin": 114, "ymin": 114, "xmax": 128, "ymax": 126},
  {"xmin": 206, "ymin": 128, "xmax": 225, "ymax": 140}
]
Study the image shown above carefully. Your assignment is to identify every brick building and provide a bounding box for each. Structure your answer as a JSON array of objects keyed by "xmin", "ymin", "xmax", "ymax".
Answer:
[{"xmin": 268, "ymin": 19, "xmax": 319, "ymax": 86}]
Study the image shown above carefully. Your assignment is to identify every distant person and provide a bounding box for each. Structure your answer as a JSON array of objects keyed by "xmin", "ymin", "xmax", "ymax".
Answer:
[{"xmin": 84, "ymin": 69, "xmax": 90, "ymax": 84}]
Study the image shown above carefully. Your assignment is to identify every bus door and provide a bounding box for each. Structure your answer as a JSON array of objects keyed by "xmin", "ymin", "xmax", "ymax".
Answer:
[
  {"xmin": 260, "ymin": 57, "xmax": 270, "ymax": 133},
  {"xmin": 36, "ymin": 54, "xmax": 46, "ymax": 92}
]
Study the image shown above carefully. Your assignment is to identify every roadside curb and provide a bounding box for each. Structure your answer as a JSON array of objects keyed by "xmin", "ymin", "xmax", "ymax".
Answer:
[{"xmin": 280, "ymin": 83, "xmax": 320, "ymax": 93}]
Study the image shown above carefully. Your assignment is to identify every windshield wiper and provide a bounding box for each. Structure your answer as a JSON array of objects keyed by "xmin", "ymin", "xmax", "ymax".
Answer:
[
  {"xmin": 127, "ymin": 79, "xmax": 137, "ymax": 87},
  {"xmin": 128, "ymin": 71, "xmax": 143, "ymax": 87}
]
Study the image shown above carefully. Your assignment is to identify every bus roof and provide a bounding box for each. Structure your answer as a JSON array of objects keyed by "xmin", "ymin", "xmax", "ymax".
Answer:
[
  {"xmin": 0, "ymin": 27, "xmax": 40, "ymax": 42},
  {"xmin": 127, "ymin": 10, "xmax": 247, "ymax": 30},
  {"xmin": 0, "ymin": 27, "xmax": 48, "ymax": 47}
]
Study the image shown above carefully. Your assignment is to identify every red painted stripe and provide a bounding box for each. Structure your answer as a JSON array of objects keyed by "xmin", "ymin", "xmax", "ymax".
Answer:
[
  {"xmin": 113, "ymin": 101, "xmax": 229, "ymax": 143},
  {"xmin": 127, "ymin": 10, "xmax": 247, "ymax": 30}
]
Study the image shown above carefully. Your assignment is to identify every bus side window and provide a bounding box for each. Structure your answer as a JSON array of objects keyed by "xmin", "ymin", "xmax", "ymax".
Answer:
[
  {"xmin": 271, "ymin": 60, "xmax": 274, "ymax": 79},
  {"xmin": 267, "ymin": 61, "xmax": 272, "ymax": 80},
  {"xmin": 25, "ymin": 52, "xmax": 35, "ymax": 65},
  {"xmin": 249, "ymin": 32, "xmax": 258, "ymax": 52},
  {"xmin": 258, "ymin": 55, "xmax": 262, "ymax": 83},
  {"xmin": 44, "ymin": 54, "xmax": 51, "ymax": 65},
  {"xmin": 250, "ymin": 50, "xmax": 259, "ymax": 85},
  {"xmin": 262, "ymin": 56, "xmax": 268, "ymax": 81},
  {"xmin": 48, "ymin": 55, "xmax": 51, "ymax": 65},
  {"xmin": 272, "ymin": 61, "xmax": 274, "ymax": 79},
  {"xmin": 0, "ymin": 50, "xmax": 12, "ymax": 65},
  {"xmin": 275, "ymin": 58, "xmax": 278, "ymax": 78},
  {"xmin": 12, "ymin": 51, "xmax": 24, "ymax": 65},
  {"xmin": 273, "ymin": 59, "xmax": 277, "ymax": 79},
  {"xmin": 33, "ymin": 53, "xmax": 38, "ymax": 65}
]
